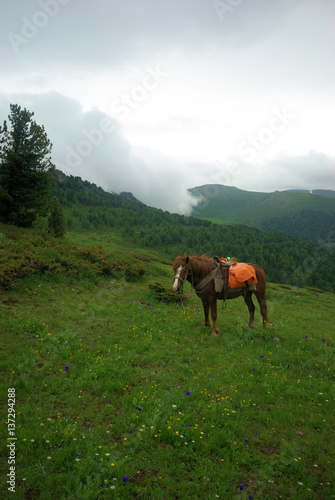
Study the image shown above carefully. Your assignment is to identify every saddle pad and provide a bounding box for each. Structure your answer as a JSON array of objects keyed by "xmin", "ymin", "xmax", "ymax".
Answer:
[{"xmin": 228, "ymin": 263, "xmax": 258, "ymax": 289}]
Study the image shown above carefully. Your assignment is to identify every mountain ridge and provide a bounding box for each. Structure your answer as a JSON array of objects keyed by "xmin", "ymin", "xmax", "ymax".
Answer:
[
  {"xmin": 50, "ymin": 171, "xmax": 335, "ymax": 292},
  {"xmin": 189, "ymin": 184, "xmax": 335, "ymax": 244}
]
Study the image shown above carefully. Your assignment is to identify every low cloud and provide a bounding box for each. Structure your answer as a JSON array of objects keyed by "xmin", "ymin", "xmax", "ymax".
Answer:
[{"xmin": 0, "ymin": 92, "xmax": 198, "ymax": 213}]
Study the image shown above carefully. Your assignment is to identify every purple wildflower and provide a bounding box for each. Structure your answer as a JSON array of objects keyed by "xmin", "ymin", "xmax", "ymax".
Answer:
[
  {"xmin": 249, "ymin": 496, "xmax": 254, "ymax": 499},
  {"xmin": 186, "ymin": 390, "xmax": 191, "ymax": 396},
  {"xmin": 245, "ymin": 438, "xmax": 249, "ymax": 443},
  {"xmin": 260, "ymin": 355, "xmax": 264, "ymax": 359},
  {"xmin": 239, "ymin": 483, "xmax": 245, "ymax": 490},
  {"xmin": 64, "ymin": 365, "xmax": 70, "ymax": 372},
  {"xmin": 322, "ymin": 338, "xmax": 326, "ymax": 342},
  {"xmin": 137, "ymin": 407, "xmax": 142, "ymax": 411},
  {"xmin": 123, "ymin": 475, "xmax": 129, "ymax": 482}
]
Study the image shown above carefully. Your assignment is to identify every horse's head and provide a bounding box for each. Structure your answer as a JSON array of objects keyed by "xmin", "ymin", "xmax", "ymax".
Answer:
[{"xmin": 172, "ymin": 254, "xmax": 191, "ymax": 292}]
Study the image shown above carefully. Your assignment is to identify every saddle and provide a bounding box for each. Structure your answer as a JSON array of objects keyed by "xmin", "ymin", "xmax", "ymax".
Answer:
[{"xmin": 211, "ymin": 255, "xmax": 258, "ymax": 297}]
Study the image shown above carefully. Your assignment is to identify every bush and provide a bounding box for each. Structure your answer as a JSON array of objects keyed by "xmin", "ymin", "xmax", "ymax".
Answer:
[
  {"xmin": 0, "ymin": 232, "xmax": 146, "ymax": 288},
  {"xmin": 148, "ymin": 279, "xmax": 183, "ymax": 302}
]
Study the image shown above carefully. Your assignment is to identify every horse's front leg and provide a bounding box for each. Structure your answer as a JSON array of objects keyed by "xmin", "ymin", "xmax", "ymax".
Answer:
[
  {"xmin": 209, "ymin": 296, "xmax": 219, "ymax": 336},
  {"xmin": 201, "ymin": 298, "xmax": 211, "ymax": 327}
]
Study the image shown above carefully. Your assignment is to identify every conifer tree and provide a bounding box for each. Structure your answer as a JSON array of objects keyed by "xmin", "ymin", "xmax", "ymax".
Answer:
[
  {"xmin": 0, "ymin": 104, "xmax": 55, "ymax": 226},
  {"xmin": 48, "ymin": 196, "xmax": 67, "ymax": 237}
]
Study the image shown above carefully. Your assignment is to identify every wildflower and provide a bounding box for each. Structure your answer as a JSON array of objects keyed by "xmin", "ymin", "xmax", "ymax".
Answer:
[
  {"xmin": 245, "ymin": 438, "xmax": 249, "ymax": 443},
  {"xmin": 260, "ymin": 355, "xmax": 264, "ymax": 359},
  {"xmin": 186, "ymin": 390, "xmax": 191, "ymax": 396},
  {"xmin": 322, "ymin": 338, "xmax": 326, "ymax": 342},
  {"xmin": 123, "ymin": 475, "xmax": 129, "ymax": 482},
  {"xmin": 249, "ymin": 496, "xmax": 254, "ymax": 499},
  {"xmin": 137, "ymin": 407, "xmax": 142, "ymax": 411},
  {"xmin": 239, "ymin": 483, "xmax": 245, "ymax": 490},
  {"xmin": 64, "ymin": 365, "xmax": 70, "ymax": 372}
]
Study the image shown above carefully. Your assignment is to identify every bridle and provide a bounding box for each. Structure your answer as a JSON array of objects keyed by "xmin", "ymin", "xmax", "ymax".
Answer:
[
  {"xmin": 173, "ymin": 264, "xmax": 191, "ymax": 290},
  {"xmin": 173, "ymin": 259, "xmax": 216, "ymax": 295}
]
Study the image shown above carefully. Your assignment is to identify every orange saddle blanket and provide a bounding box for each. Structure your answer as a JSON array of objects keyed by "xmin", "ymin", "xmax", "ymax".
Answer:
[{"xmin": 227, "ymin": 262, "xmax": 258, "ymax": 289}]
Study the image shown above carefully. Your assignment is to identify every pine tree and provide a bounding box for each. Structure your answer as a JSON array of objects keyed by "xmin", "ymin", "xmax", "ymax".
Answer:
[
  {"xmin": 48, "ymin": 196, "xmax": 67, "ymax": 237},
  {"xmin": 0, "ymin": 104, "xmax": 55, "ymax": 226}
]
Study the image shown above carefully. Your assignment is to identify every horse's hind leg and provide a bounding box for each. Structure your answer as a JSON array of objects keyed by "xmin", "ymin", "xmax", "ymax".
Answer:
[
  {"xmin": 256, "ymin": 293, "xmax": 268, "ymax": 328},
  {"xmin": 244, "ymin": 291, "xmax": 255, "ymax": 328}
]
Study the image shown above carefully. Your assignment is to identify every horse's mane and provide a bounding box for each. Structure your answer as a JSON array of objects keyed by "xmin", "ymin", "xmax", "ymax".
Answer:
[{"xmin": 173, "ymin": 254, "xmax": 212, "ymax": 278}]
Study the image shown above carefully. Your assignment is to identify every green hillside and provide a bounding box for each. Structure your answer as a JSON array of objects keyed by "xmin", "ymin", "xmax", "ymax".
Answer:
[
  {"xmin": 1, "ymin": 225, "xmax": 334, "ymax": 498},
  {"xmin": 189, "ymin": 185, "xmax": 335, "ymax": 244},
  {"xmin": 46, "ymin": 172, "xmax": 335, "ymax": 292},
  {"xmin": 1, "ymin": 173, "xmax": 334, "ymax": 498}
]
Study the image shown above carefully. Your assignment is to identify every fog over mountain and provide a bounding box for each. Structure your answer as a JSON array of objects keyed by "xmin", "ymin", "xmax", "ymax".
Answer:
[{"xmin": 1, "ymin": 0, "xmax": 334, "ymax": 213}]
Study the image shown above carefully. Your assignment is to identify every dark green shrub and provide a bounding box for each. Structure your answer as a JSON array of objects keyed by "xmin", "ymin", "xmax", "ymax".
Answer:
[
  {"xmin": 0, "ymin": 232, "xmax": 146, "ymax": 288},
  {"xmin": 148, "ymin": 279, "xmax": 183, "ymax": 302}
]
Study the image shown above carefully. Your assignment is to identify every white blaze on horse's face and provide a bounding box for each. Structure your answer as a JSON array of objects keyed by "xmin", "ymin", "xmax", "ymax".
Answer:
[{"xmin": 173, "ymin": 265, "xmax": 183, "ymax": 292}]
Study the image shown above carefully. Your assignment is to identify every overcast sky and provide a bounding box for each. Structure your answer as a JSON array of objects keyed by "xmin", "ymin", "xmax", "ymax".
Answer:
[{"xmin": 1, "ymin": 0, "xmax": 334, "ymax": 212}]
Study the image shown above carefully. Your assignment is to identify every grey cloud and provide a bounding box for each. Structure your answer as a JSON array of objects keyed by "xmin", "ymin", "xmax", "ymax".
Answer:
[
  {"xmin": 0, "ymin": 92, "xmax": 197, "ymax": 212},
  {"xmin": 1, "ymin": 1, "xmax": 334, "ymax": 211},
  {"xmin": 1, "ymin": 0, "xmax": 316, "ymax": 71}
]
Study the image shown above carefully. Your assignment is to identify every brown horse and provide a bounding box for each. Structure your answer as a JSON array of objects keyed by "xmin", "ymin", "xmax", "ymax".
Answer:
[{"xmin": 172, "ymin": 253, "xmax": 268, "ymax": 336}]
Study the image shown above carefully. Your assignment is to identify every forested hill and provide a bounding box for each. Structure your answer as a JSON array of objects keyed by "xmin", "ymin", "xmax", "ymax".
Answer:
[
  {"xmin": 53, "ymin": 171, "xmax": 335, "ymax": 292},
  {"xmin": 189, "ymin": 185, "xmax": 335, "ymax": 244}
]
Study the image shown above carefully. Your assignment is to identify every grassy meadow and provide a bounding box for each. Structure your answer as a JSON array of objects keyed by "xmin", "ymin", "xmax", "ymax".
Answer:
[{"xmin": 1, "ymin": 226, "xmax": 334, "ymax": 499}]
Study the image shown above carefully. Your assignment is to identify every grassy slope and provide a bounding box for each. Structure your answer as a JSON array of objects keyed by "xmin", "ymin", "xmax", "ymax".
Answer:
[{"xmin": 0, "ymin": 226, "xmax": 334, "ymax": 499}]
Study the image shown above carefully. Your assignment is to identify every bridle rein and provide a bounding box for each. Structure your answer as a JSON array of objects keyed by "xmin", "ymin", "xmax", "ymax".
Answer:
[
  {"xmin": 173, "ymin": 260, "xmax": 215, "ymax": 295},
  {"xmin": 173, "ymin": 264, "xmax": 192, "ymax": 290}
]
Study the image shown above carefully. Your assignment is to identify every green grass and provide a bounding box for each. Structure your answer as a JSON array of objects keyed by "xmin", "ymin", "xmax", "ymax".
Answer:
[{"xmin": 0, "ymin": 231, "xmax": 334, "ymax": 498}]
